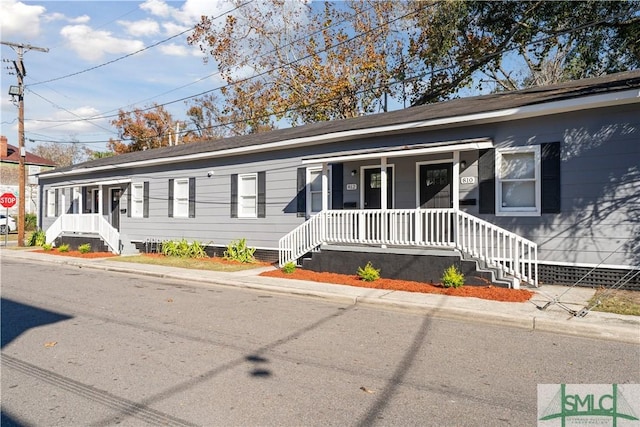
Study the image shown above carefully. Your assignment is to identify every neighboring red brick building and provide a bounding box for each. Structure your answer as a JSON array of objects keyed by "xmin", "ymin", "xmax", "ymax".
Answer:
[{"xmin": 0, "ymin": 135, "xmax": 56, "ymax": 216}]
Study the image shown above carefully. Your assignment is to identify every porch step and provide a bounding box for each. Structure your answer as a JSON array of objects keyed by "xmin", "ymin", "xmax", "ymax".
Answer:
[{"xmin": 302, "ymin": 244, "xmax": 515, "ymax": 288}]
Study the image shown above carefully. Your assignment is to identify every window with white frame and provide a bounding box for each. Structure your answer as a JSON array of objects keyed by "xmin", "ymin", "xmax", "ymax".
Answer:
[
  {"xmin": 308, "ymin": 167, "xmax": 331, "ymax": 214},
  {"xmin": 47, "ymin": 189, "xmax": 56, "ymax": 217},
  {"xmin": 173, "ymin": 178, "xmax": 189, "ymax": 218},
  {"xmin": 496, "ymin": 146, "xmax": 541, "ymax": 216},
  {"xmin": 238, "ymin": 173, "xmax": 257, "ymax": 217},
  {"xmin": 131, "ymin": 183, "xmax": 144, "ymax": 218}
]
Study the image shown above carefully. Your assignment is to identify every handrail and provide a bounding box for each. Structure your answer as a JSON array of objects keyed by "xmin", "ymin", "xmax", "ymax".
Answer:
[
  {"xmin": 45, "ymin": 213, "xmax": 120, "ymax": 254},
  {"xmin": 278, "ymin": 209, "xmax": 537, "ymax": 287}
]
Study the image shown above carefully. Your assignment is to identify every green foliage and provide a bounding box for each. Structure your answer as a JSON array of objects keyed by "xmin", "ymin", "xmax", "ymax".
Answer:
[
  {"xmin": 42, "ymin": 243, "xmax": 53, "ymax": 251},
  {"xmin": 282, "ymin": 262, "xmax": 296, "ymax": 274},
  {"xmin": 442, "ymin": 265, "xmax": 465, "ymax": 288},
  {"xmin": 58, "ymin": 243, "xmax": 70, "ymax": 253},
  {"xmin": 28, "ymin": 229, "xmax": 47, "ymax": 246},
  {"xmin": 357, "ymin": 261, "xmax": 380, "ymax": 282},
  {"xmin": 161, "ymin": 239, "xmax": 209, "ymax": 259},
  {"xmin": 223, "ymin": 238, "xmax": 256, "ymax": 263},
  {"xmin": 78, "ymin": 243, "xmax": 92, "ymax": 254},
  {"xmin": 24, "ymin": 213, "xmax": 37, "ymax": 231}
]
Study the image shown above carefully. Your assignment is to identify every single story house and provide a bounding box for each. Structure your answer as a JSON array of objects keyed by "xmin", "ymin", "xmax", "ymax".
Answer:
[{"xmin": 38, "ymin": 70, "xmax": 640, "ymax": 289}]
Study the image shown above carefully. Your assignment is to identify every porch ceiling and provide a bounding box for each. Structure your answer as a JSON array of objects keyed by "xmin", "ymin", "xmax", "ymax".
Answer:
[
  {"xmin": 50, "ymin": 178, "xmax": 131, "ymax": 189},
  {"xmin": 301, "ymin": 137, "xmax": 493, "ymax": 164}
]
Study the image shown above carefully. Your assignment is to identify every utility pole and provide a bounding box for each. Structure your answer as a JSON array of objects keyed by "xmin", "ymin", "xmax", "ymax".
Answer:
[{"xmin": 1, "ymin": 41, "xmax": 48, "ymax": 246}]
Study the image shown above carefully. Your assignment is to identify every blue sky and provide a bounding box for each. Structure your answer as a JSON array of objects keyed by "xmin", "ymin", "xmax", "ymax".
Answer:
[{"xmin": 1, "ymin": 0, "xmax": 295, "ymax": 152}]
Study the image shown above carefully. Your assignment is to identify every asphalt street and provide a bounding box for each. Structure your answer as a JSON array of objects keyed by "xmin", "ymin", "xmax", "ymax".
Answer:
[{"xmin": 1, "ymin": 256, "xmax": 639, "ymax": 426}]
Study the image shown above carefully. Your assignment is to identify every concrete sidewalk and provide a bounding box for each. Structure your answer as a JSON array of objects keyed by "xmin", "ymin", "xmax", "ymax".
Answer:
[{"xmin": 2, "ymin": 248, "xmax": 639, "ymax": 344}]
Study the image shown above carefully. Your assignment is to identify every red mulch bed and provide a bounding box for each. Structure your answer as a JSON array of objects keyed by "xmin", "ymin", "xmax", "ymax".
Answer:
[
  {"xmin": 260, "ymin": 269, "xmax": 534, "ymax": 303},
  {"xmin": 34, "ymin": 249, "xmax": 117, "ymax": 258}
]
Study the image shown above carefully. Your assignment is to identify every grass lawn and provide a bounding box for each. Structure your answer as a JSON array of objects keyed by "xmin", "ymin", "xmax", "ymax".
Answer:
[
  {"xmin": 114, "ymin": 254, "xmax": 271, "ymax": 273},
  {"xmin": 588, "ymin": 289, "xmax": 640, "ymax": 316}
]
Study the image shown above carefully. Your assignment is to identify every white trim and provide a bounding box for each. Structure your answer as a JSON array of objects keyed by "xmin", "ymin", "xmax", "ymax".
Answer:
[
  {"xmin": 495, "ymin": 146, "xmax": 541, "ymax": 217},
  {"xmin": 131, "ymin": 183, "xmax": 144, "ymax": 218},
  {"xmin": 40, "ymin": 88, "xmax": 640, "ymax": 178},
  {"xmin": 539, "ymin": 259, "xmax": 640, "ymax": 271},
  {"xmin": 303, "ymin": 139, "xmax": 492, "ymax": 164},
  {"xmin": 50, "ymin": 178, "xmax": 131, "ymax": 189},
  {"xmin": 237, "ymin": 173, "xmax": 258, "ymax": 218}
]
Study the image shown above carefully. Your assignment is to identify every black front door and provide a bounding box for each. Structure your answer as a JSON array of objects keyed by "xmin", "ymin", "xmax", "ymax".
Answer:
[
  {"xmin": 420, "ymin": 163, "xmax": 453, "ymax": 208},
  {"xmin": 110, "ymin": 188, "xmax": 122, "ymax": 231},
  {"xmin": 364, "ymin": 167, "xmax": 393, "ymax": 209}
]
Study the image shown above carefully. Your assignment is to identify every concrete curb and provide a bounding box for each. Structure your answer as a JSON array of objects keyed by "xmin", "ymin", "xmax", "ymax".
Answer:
[{"xmin": 2, "ymin": 249, "xmax": 639, "ymax": 344}]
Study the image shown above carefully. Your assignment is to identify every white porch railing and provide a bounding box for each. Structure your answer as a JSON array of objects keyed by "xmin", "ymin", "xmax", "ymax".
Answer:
[
  {"xmin": 278, "ymin": 209, "xmax": 537, "ymax": 287},
  {"xmin": 45, "ymin": 213, "xmax": 120, "ymax": 254}
]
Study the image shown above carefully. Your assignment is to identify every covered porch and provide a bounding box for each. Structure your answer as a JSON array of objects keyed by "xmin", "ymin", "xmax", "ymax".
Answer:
[
  {"xmin": 44, "ymin": 179, "xmax": 129, "ymax": 254},
  {"xmin": 280, "ymin": 138, "xmax": 538, "ymax": 288}
]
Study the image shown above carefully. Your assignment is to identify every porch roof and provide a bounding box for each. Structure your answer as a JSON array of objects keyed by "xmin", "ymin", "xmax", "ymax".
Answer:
[{"xmin": 301, "ymin": 137, "xmax": 493, "ymax": 164}]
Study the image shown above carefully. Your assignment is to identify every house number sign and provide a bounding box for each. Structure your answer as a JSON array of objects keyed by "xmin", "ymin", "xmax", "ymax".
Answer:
[
  {"xmin": 460, "ymin": 176, "xmax": 476, "ymax": 184},
  {"xmin": 346, "ymin": 184, "xmax": 357, "ymax": 190}
]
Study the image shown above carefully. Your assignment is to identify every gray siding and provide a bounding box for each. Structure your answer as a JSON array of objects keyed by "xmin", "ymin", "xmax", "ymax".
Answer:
[{"xmin": 39, "ymin": 103, "xmax": 639, "ymax": 269}]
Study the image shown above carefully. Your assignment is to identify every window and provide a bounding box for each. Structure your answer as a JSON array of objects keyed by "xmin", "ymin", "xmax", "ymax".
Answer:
[
  {"xmin": 308, "ymin": 167, "xmax": 331, "ymax": 215},
  {"xmin": 174, "ymin": 179, "xmax": 189, "ymax": 218},
  {"xmin": 496, "ymin": 146, "xmax": 541, "ymax": 216},
  {"xmin": 168, "ymin": 178, "xmax": 195, "ymax": 218},
  {"xmin": 231, "ymin": 172, "xmax": 266, "ymax": 218},
  {"xmin": 131, "ymin": 183, "xmax": 144, "ymax": 218},
  {"xmin": 47, "ymin": 189, "xmax": 56, "ymax": 217}
]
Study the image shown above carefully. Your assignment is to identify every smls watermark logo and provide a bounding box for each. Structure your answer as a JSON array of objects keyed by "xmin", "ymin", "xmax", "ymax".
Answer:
[{"xmin": 538, "ymin": 384, "xmax": 640, "ymax": 426}]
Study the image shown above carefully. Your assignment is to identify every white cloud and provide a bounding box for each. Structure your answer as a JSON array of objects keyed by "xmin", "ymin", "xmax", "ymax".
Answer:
[
  {"xmin": 44, "ymin": 12, "xmax": 90, "ymax": 24},
  {"xmin": 60, "ymin": 25, "xmax": 145, "ymax": 62},
  {"xmin": 0, "ymin": 0, "xmax": 46, "ymax": 38},
  {"xmin": 159, "ymin": 43, "xmax": 189, "ymax": 57},
  {"xmin": 140, "ymin": 0, "xmax": 172, "ymax": 18},
  {"xmin": 118, "ymin": 19, "xmax": 161, "ymax": 37}
]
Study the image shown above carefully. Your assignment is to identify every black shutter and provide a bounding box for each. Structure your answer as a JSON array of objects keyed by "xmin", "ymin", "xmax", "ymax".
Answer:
[
  {"xmin": 168, "ymin": 179, "xmax": 174, "ymax": 218},
  {"xmin": 82, "ymin": 187, "xmax": 88, "ymax": 213},
  {"xmin": 55, "ymin": 189, "xmax": 59, "ymax": 216},
  {"xmin": 541, "ymin": 142, "xmax": 561, "ymax": 213},
  {"xmin": 296, "ymin": 167, "xmax": 306, "ymax": 217},
  {"xmin": 230, "ymin": 174, "xmax": 238, "ymax": 218},
  {"xmin": 189, "ymin": 177, "xmax": 196, "ymax": 218},
  {"xmin": 127, "ymin": 185, "xmax": 131, "ymax": 217},
  {"xmin": 331, "ymin": 164, "xmax": 343, "ymax": 210},
  {"xmin": 478, "ymin": 149, "xmax": 495, "ymax": 214},
  {"xmin": 257, "ymin": 172, "xmax": 266, "ymax": 218},
  {"xmin": 143, "ymin": 181, "xmax": 149, "ymax": 218}
]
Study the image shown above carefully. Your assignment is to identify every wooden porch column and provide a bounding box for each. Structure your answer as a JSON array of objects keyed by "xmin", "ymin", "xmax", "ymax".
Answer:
[
  {"xmin": 381, "ymin": 157, "xmax": 388, "ymax": 210},
  {"xmin": 321, "ymin": 162, "xmax": 329, "ymax": 210},
  {"xmin": 453, "ymin": 151, "xmax": 460, "ymax": 211},
  {"xmin": 76, "ymin": 187, "xmax": 83, "ymax": 214},
  {"xmin": 98, "ymin": 187, "xmax": 103, "ymax": 216}
]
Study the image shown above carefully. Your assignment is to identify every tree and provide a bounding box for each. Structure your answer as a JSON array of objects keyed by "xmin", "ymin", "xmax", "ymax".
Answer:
[
  {"xmin": 108, "ymin": 103, "xmax": 184, "ymax": 154},
  {"xmin": 188, "ymin": 0, "xmax": 404, "ymax": 127},
  {"xmin": 405, "ymin": 0, "xmax": 640, "ymax": 104},
  {"xmin": 32, "ymin": 141, "xmax": 93, "ymax": 166}
]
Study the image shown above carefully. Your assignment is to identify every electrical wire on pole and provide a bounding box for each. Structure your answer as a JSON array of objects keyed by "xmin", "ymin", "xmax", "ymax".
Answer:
[{"xmin": 1, "ymin": 41, "xmax": 49, "ymax": 246}]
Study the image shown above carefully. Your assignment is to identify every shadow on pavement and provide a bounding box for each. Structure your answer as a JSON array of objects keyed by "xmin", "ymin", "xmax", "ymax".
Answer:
[{"xmin": 1, "ymin": 298, "xmax": 72, "ymax": 348}]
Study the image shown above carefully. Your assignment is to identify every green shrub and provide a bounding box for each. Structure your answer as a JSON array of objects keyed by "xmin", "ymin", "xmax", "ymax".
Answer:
[
  {"xmin": 42, "ymin": 243, "xmax": 53, "ymax": 251},
  {"xmin": 223, "ymin": 238, "xmax": 256, "ymax": 263},
  {"xmin": 161, "ymin": 239, "xmax": 209, "ymax": 258},
  {"xmin": 442, "ymin": 265, "xmax": 465, "ymax": 288},
  {"xmin": 24, "ymin": 213, "xmax": 37, "ymax": 231},
  {"xmin": 187, "ymin": 240, "xmax": 208, "ymax": 259},
  {"xmin": 28, "ymin": 229, "xmax": 46, "ymax": 246},
  {"xmin": 357, "ymin": 261, "xmax": 380, "ymax": 282},
  {"xmin": 282, "ymin": 262, "xmax": 297, "ymax": 274},
  {"xmin": 58, "ymin": 243, "xmax": 70, "ymax": 253},
  {"xmin": 78, "ymin": 243, "xmax": 91, "ymax": 254}
]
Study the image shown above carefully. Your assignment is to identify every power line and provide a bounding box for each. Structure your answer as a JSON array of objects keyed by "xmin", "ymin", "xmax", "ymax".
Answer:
[{"xmin": 26, "ymin": 0, "xmax": 255, "ymax": 88}]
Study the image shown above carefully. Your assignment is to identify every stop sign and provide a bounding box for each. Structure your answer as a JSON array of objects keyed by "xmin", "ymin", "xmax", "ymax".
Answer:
[{"xmin": 0, "ymin": 192, "xmax": 17, "ymax": 208}]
